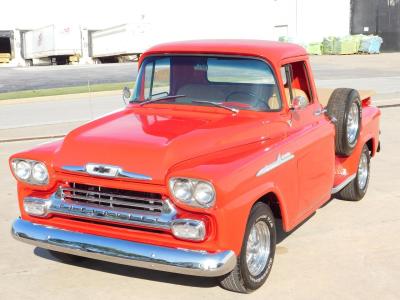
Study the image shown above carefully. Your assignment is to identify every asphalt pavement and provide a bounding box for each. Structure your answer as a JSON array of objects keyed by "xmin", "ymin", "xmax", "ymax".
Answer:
[
  {"xmin": 0, "ymin": 106, "xmax": 399, "ymax": 300},
  {"xmin": 0, "ymin": 53, "xmax": 399, "ymax": 97},
  {"xmin": 0, "ymin": 63, "xmax": 138, "ymax": 92}
]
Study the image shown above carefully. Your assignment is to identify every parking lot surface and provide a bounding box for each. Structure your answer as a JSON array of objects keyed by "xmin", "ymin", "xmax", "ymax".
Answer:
[
  {"xmin": 0, "ymin": 54, "xmax": 399, "ymax": 299},
  {"xmin": 1, "ymin": 107, "xmax": 399, "ymax": 300}
]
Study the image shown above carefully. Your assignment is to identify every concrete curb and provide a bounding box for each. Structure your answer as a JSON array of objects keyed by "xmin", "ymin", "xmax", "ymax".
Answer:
[{"xmin": 0, "ymin": 135, "xmax": 66, "ymax": 143}]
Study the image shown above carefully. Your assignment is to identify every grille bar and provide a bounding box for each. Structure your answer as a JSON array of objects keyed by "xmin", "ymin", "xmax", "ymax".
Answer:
[
  {"xmin": 62, "ymin": 193, "xmax": 162, "ymax": 211},
  {"xmin": 62, "ymin": 187, "xmax": 163, "ymax": 204},
  {"xmin": 61, "ymin": 183, "xmax": 164, "ymax": 214}
]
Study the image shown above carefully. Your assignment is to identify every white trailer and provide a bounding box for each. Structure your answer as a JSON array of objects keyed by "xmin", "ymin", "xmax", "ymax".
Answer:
[
  {"xmin": 22, "ymin": 25, "xmax": 82, "ymax": 65},
  {"xmin": 90, "ymin": 23, "xmax": 151, "ymax": 63}
]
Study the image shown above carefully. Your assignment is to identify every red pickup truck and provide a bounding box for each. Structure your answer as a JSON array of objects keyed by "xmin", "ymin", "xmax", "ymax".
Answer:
[{"xmin": 10, "ymin": 40, "xmax": 380, "ymax": 293}]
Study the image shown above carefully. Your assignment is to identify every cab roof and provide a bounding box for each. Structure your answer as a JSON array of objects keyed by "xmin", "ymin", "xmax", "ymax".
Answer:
[{"xmin": 141, "ymin": 39, "xmax": 307, "ymax": 65}]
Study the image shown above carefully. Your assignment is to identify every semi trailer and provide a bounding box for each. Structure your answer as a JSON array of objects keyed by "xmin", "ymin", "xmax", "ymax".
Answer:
[
  {"xmin": 22, "ymin": 25, "xmax": 82, "ymax": 66},
  {"xmin": 90, "ymin": 23, "xmax": 152, "ymax": 63}
]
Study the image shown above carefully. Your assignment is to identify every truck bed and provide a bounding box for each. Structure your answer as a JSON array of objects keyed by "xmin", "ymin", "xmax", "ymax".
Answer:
[{"xmin": 317, "ymin": 88, "xmax": 375, "ymax": 107}]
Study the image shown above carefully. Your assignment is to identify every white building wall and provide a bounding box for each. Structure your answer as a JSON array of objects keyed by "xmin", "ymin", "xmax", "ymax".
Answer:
[
  {"xmin": 0, "ymin": 0, "xmax": 351, "ymax": 57},
  {"xmin": 133, "ymin": 0, "xmax": 351, "ymax": 46},
  {"xmin": 265, "ymin": 0, "xmax": 351, "ymax": 44},
  {"xmin": 296, "ymin": 0, "xmax": 351, "ymax": 43}
]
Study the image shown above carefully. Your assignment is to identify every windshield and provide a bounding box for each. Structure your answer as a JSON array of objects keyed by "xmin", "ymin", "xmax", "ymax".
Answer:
[{"xmin": 132, "ymin": 56, "xmax": 281, "ymax": 112}]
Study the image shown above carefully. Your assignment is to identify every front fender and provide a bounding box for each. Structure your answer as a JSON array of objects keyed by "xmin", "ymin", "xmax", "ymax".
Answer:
[
  {"xmin": 167, "ymin": 140, "xmax": 297, "ymax": 254},
  {"xmin": 9, "ymin": 139, "xmax": 64, "ymax": 191}
]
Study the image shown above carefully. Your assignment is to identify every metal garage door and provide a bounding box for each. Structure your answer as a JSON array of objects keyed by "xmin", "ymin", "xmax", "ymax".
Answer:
[
  {"xmin": 0, "ymin": 30, "xmax": 13, "ymax": 58},
  {"xmin": 351, "ymin": 0, "xmax": 400, "ymax": 52}
]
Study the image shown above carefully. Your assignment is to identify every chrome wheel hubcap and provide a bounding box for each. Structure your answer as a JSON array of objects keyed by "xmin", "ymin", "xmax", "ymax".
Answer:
[
  {"xmin": 358, "ymin": 152, "xmax": 368, "ymax": 189},
  {"xmin": 347, "ymin": 103, "xmax": 359, "ymax": 145},
  {"xmin": 246, "ymin": 220, "xmax": 270, "ymax": 277}
]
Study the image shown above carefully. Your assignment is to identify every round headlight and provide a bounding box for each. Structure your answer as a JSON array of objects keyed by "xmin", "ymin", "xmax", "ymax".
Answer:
[
  {"xmin": 169, "ymin": 177, "xmax": 216, "ymax": 208},
  {"xmin": 15, "ymin": 160, "xmax": 32, "ymax": 180},
  {"xmin": 194, "ymin": 182, "xmax": 215, "ymax": 206},
  {"xmin": 32, "ymin": 162, "xmax": 49, "ymax": 183},
  {"xmin": 172, "ymin": 179, "xmax": 193, "ymax": 202}
]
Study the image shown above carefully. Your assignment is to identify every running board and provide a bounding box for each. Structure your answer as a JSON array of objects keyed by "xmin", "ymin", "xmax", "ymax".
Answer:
[{"xmin": 331, "ymin": 174, "xmax": 356, "ymax": 194}]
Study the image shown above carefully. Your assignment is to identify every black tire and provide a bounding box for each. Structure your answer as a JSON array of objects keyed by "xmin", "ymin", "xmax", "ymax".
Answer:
[
  {"xmin": 327, "ymin": 88, "xmax": 362, "ymax": 156},
  {"xmin": 336, "ymin": 145, "xmax": 370, "ymax": 201},
  {"xmin": 219, "ymin": 202, "xmax": 276, "ymax": 293},
  {"xmin": 48, "ymin": 250, "xmax": 86, "ymax": 263}
]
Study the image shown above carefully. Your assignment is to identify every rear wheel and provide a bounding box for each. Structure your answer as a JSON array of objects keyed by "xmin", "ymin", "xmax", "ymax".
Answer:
[
  {"xmin": 219, "ymin": 203, "xmax": 276, "ymax": 293},
  {"xmin": 327, "ymin": 88, "xmax": 362, "ymax": 156},
  {"xmin": 336, "ymin": 144, "xmax": 370, "ymax": 201}
]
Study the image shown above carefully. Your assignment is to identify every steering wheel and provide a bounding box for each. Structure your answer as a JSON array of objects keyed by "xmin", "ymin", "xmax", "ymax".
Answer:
[{"xmin": 225, "ymin": 91, "xmax": 269, "ymax": 111}]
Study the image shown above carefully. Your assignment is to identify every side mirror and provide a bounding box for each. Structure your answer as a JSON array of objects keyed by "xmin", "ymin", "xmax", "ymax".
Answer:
[
  {"xmin": 292, "ymin": 96, "xmax": 308, "ymax": 110},
  {"xmin": 122, "ymin": 87, "xmax": 131, "ymax": 105}
]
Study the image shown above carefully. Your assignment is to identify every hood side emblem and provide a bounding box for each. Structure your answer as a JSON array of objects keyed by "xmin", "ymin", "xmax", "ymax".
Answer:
[
  {"xmin": 61, "ymin": 164, "xmax": 152, "ymax": 181},
  {"xmin": 256, "ymin": 152, "xmax": 294, "ymax": 177}
]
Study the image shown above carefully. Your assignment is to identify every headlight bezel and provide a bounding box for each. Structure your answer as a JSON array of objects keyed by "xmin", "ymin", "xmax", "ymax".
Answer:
[
  {"xmin": 11, "ymin": 159, "xmax": 49, "ymax": 185},
  {"xmin": 169, "ymin": 177, "xmax": 216, "ymax": 208}
]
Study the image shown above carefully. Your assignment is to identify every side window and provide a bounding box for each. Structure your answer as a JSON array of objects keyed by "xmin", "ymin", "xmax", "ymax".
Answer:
[
  {"xmin": 281, "ymin": 61, "xmax": 313, "ymax": 106},
  {"xmin": 144, "ymin": 58, "xmax": 171, "ymax": 99},
  {"xmin": 280, "ymin": 66, "xmax": 287, "ymax": 85},
  {"xmin": 144, "ymin": 63, "xmax": 153, "ymax": 99}
]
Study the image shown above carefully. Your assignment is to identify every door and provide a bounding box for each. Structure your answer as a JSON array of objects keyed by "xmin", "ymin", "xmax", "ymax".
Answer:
[{"xmin": 281, "ymin": 61, "xmax": 335, "ymax": 221}]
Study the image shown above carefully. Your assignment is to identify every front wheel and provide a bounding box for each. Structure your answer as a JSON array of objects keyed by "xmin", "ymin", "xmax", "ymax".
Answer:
[{"xmin": 219, "ymin": 203, "xmax": 276, "ymax": 293}]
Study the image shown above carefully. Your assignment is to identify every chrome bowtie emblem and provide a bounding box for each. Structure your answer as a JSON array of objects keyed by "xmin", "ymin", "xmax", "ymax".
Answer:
[
  {"xmin": 86, "ymin": 163, "xmax": 120, "ymax": 177},
  {"xmin": 93, "ymin": 166, "xmax": 110, "ymax": 174}
]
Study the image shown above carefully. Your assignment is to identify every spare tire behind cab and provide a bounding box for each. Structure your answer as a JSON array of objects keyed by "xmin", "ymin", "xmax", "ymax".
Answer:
[{"xmin": 327, "ymin": 88, "xmax": 362, "ymax": 156}]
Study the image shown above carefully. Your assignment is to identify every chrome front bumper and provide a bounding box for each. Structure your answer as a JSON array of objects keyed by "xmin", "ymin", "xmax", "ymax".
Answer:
[{"xmin": 11, "ymin": 218, "xmax": 236, "ymax": 277}]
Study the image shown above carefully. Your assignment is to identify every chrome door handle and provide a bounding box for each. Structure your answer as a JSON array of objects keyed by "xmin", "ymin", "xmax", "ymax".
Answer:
[
  {"xmin": 314, "ymin": 108, "xmax": 327, "ymax": 116},
  {"xmin": 314, "ymin": 108, "xmax": 337, "ymax": 123}
]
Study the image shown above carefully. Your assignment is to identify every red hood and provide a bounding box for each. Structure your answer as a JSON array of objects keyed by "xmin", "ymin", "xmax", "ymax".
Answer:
[{"xmin": 54, "ymin": 106, "xmax": 274, "ymax": 184}]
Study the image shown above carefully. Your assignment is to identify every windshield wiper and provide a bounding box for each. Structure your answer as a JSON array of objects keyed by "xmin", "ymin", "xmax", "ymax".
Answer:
[
  {"xmin": 191, "ymin": 100, "xmax": 239, "ymax": 113},
  {"xmin": 138, "ymin": 95, "xmax": 186, "ymax": 106}
]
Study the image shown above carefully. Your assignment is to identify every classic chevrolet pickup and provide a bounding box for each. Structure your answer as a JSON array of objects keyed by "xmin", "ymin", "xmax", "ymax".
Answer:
[{"xmin": 10, "ymin": 40, "xmax": 381, "ymax": 293}]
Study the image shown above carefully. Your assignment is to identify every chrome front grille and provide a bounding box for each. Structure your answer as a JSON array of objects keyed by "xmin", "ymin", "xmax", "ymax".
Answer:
[{"xmin": 61, "ymin": 183, "xmax": 164, "ymax": 214}]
